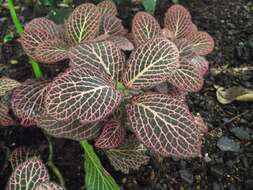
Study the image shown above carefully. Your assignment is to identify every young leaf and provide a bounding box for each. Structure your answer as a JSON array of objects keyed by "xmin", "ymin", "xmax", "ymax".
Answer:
[
  {"xmin": 0, "ymin": 101, "xmax": 16, "ymax": 127},
  {"xmin": 132, "ymin": 12, "xmax": 161, "ymax": 46},
  {"xmin": 194, "ymin": 115, "xmax": 208, "ymax": 135},
  {"xmin": 95, "ymin": 121, "xmax": 125, "ymax": 149},
  {"xmin": 142, "ymin": 0, "xmax": 157, "ymax": 15},
  {"xmin": 100, "ymin": 14, "xmax": 127, "ymax": 37},
  {"xmin": 34, "ymin": 39, "xmax": 68, "ymax": 64},
  {"xmin": 164, "ymin": 5, "xmax": 195, "ymax": 39},
  {"xmin": 191, "ymin": 56, "xmax": 209, "ymax": 76},
  {"xmin": 69, "ymin": 41, "xmax": 124, "ymax": 81},
  {"xmin": 174, "ymin": 38, "xmax": 195, "ymax": 60},
  {"xmin": 9, "ymin": 146, "xmax": 39, "ymax": 169},
  {"xmin": 6, "ymin": 158, "xmax": 49, "ymax": 190},
  {"xmin": 187, "ymin": 31, "xmax": 214, "ymax": 56},
  {"xmin": 35, "ymin": 182, "xmax": 65, "ymax": 190},
  {"xmin": 11, "ymin": 80, "xmax": 49, "ymax": 126},
  {"xmin": 0, "ymin": 77, "xmax": 21, "ymax": 97},
  {"xmin": 65, "ymin": 3, "xmax": 101, "ymax": 44},
  {"xmin": 106, "ymin": 137, "xmax": 149, "ymax": 174},
  {"xmin": 97, "ymin": 0, "xmax": 118, "ymax": 16},
  {"xmin": 126, "ymin": 93, "xmax": 201, "ymax": 157},
  {"xmin": 45, "ymin": 67, "xmax": 122, "ymax": 123},
  {"xmin": 80, "ymin": 140, "xmax": 120, "ymax": 190},
  {"xmin": 37, "ymin": 115, "xmax": 101, "ymax": 141},
  {"xmin": 123, "ymin": 38, "xmax": 179, "ymax": 90},
  {"xmin": 167, "ymin": 61, "xmax": 204, "ymax": 92}
]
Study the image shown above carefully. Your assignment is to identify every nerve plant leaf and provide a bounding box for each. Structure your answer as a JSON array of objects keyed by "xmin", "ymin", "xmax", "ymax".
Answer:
[
  {"xmin": 9, "ymin": 146, "xmax": 39, "ymax": 169},
  {"xmin": 174, "ymin": 38, "xmax": 195, "ymax": 60},
  {"xmin": 106, "ymin": 137, "xmax": 149, "ymax": 174},
  {"xmin": 167, "ymin": 61, "xmax": 204, "ymax": 92},
  {"xmin": 69, "ymin": 41, "xmax": 124, "ymax": 81},
  {"xmin": 132, "ymin": 12, "xmax": 162, "ymax": 46},
  {"xmin": 0, "ymin": 101, "xmax": 16, "ymax": 127},
  {"xmin": 126, "ymin": 93, "xmax": 201, "ymax": 157},
  {"xmin": 11, "ymin": 80, "xmax": 49, "ymax": 126},
  {"xmin": 35, "ymin": 182, "xmax": 65, "ymax": 190},
  {"xmin": 108, "ymin": 36, "xmax": 134, "ymax": 51},
  {"xmin": 65, "ymin": 3, "xmax": 101, "ymax": 44},
  {"xmin": 45, "ymin": 67, "xmax": 122, "ymax": 123},
  {"xmin": 97, "ymin": 0, "xmax": 118, "ymax": 16},
  {"xmin": 80, "ymin": 140, "xmax": 120, "ymax": 190},
  {"xmin": 0, "ymin": 77, "xmax": 21, "ymax": 97},
  {"xmin": 164, "ymin": 5, "xmax": 195, "ymax": 39},
  {"xmin": 123, "ymin": 38, "xmax": 179, "ymax": 90},
  {"xmin": 37, "ymin": 115, "xmax": 101, "ymax": 141},
  {"xmin": 194, "ymin": 115, "xmax": 208, "ymax": 135},
  {"xmin": 95, "ymin": 121, "xmax": 125, "ymax": 149},
  {"xmin": 190, "ymin": 56, "xmax": 209, "ymax": 76},
  {"xmin": 6, "ymin": 158, "xmax": 49, "ymax": 190}
]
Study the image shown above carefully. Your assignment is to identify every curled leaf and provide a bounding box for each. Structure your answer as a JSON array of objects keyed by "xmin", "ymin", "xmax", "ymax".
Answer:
[
  {"xmin": 0, "ymin": 77, "xmax": 21, "ymax": 97},
  {"xmin": 106, "ymin": 137, "xmax": 149, "ymax": 174},
  {"xmin": 132, "ymin": 12, "xmax": 162, "ymax": 46},
  {"xmin": 95, "ymin": 121, "xmax": 125, "ymax": 149},
  {"xmin": 123, "ymin": 38, "xmax": 179, "ymax": 90},
  {"xmin": 126, "ymin": 93, "xmax": 201, "ymax": 157},
  {"xmin": 65, "ymin": 3, "xmax": 101, "ymax": 44},
  {"xmin": 45, "ymin": 67, "xmax": 122, "ymax": 123},
  {"xmin": 11, "ymin": 80, "xmax": 49, "ymax": 126}
]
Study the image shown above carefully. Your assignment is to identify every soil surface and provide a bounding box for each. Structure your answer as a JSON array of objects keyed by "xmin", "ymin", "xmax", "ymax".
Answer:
[{"xmin": 0, "ymin": 0, "xmax": 253, "ymax": 190}]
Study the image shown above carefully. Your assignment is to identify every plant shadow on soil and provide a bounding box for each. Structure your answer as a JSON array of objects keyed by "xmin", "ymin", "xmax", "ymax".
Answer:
[{"xmin": 0, "ymin": 0, "xmax": 253, "ymax": 189}]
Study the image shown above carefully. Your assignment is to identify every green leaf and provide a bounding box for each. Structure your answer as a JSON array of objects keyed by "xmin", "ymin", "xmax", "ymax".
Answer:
[
  {"xmin": 142, "ymin": 0, "xmax": 157, "ymax": 15},
  {"xmin": 4, "ymin": 33, "xmax": 14, "ymax": 43},
  {"xmin": 80, "ymin": 140, "xmax": 120, "ymax": 190}
]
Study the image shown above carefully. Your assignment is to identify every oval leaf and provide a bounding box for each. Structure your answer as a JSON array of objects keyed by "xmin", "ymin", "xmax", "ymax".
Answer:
[
  {"xmin": 126, "ymin": 93, "xmax": 201, "ymax": 157},
  {"xmin": 132, "ymin": 12, "xmax": 162, "ymax": 46},
  {"xmin": 35, "ymin": 182, "xmax": 65, "ymax": 190},
  {"xmin": 0, "ymin": 77, "xmax": 21, "ymax": 97},
  {"xmin": 167, "ymin": 61, "xmax": 204, "ymax": 92},
  {"xmin": 187, "ymin": 31, "xmax": 214, "ymax": 56},
  {"xmin": 123, "ymin": 38, "xmax": 179, "ymax": 89},
  {"xmin": 6, "ymin": 158, "xmax": 49, "ymax": 190},
  {"xmin": 69, "ymin": 41, "xmax": 124, "ymax": 81},
  {"xmin": 97, "ymin": 0, "xmax": 117, "ymax": 16},
  {"xmin": 65, "ymin": 3, "xmax": 101, "ymax": 44},
  {"xmin": 95, "ymin": 121, "xmax": 125, "ymax": 149},
  {"xmin": 191, "ymin": 56, "xmax": 209, "ymax": 76},
  {"xmin": 11, "ymin": 80, "xmax": 49, "ymax": 126},
  {"xmin": 174, "ymin": 38, "xmax": 195, "ymax": 60},
  {"xmin": 37, "ymin": 115, "xmax": 101, "ymax": 141},
  {"xmin": 164, "ymin": 5, "xmax": 195, "ymax": 39},
  {"xmin": 9, "ymin": 146, "xmax": 39, "ymax": 169},
  {"xmin": 45, "ymin": 67, "xmax": 122, "ymax": 123}
]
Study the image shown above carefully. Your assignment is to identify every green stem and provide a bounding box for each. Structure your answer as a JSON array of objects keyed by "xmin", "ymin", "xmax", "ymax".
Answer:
[
  {"xmin": 7, "ymin": 0, "xmax": 43, "ymax": 80},
  {"xmin": 46, "ymin": 136, "xmax": 65, "ymax": 188}
]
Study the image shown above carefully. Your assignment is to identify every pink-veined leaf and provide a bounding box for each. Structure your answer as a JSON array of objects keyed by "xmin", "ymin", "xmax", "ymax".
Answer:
[
  {"xmin": 132, "ymin": 12, "xmax": 162, "ymax": 46},
  {"xmin": 108, "ymin": 36, "xmax": 134, "ymax": 51},
  {"xmin": 9, "ymin": 146, "xmax": 39, "ymax": 169},
  {"xmin": 126, "ymin": 93, "xmax": 201, "ymax": 157},
  {"xmin": 186, "ymin": 31, "xmax": 214, "ymax": 56},
  {"xmin": 6, "ymin": 158, "xmax": 49, "ymax": 190},
  {"xmin": 69, "ymin": 41, "xmax": 124, "ymax": 81},
  {"xmin": 167, "ymin": 61, "xmax": 204, "ymax": 92},
  {"xmin": 123, "ymin": 38, "xmax": 179, "ymax": 90},
  {"xmin": 0, "ymin": 77, "xmax": 21, "ymax": 97},
  {"xmin": 161, "ymin": 28, "xmax": 174, "ymax": 40},
  {"xmin": 35, "ymin": 182, "xmax": 65, "ymax": 190},
  {"xmin": 174, "ymin": 38, "xmax": 195, "ymax": 60},
  {"xmin": 20, "ymin": 28, "xmax": 56, "ymax": 59},
  {"xmin": 191, "ymin": 56, "xmax": 209, "ymax": 76},
  {"xmin": 95, "ymin": 120, "xmax": 125, "ymax": 149},
  {"xmin": 34, "ymin": 39, "xmax": 68, "ymax": 64},
  {"xmin": 100, "ymin": 14, "xmax": 127, "ymax": 36},
  {"xmin": 164, "ymin": 5, "xmax": 195, "ymax": 39},
  {"xmin": 97, "ymin": 0, "xmax": 118, "ymax": 16},
  {"xmin": 45, "ymin": 67, "xmax": 122, "ymax": 123},
  {"xmin": 105, "ymin": 137, "xmax": 149, "ymax": 174},
  {"xmin": 65, "ymin": 3, "xmax": 101, "ymax": 44},
  {"xmin": 167, "ymin": 85, "xmax": 187, "ymax": 102},
  {"xmin": 37, "ymin": 115, "xmax": 101, "ymax": 141},
  {"xmin": 11, "ymin": 80, "xmax": 49, "ymax": 126},
  {"xmin": 194, "ymin": 115, "xmax": 208, "ymax": 135},
  {"xmin": 0, "ymin": 101, "xmax": 16, "ymax": 127}
]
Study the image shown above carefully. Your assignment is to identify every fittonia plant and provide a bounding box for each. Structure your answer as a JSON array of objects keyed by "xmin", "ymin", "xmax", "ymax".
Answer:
[{"xmin": 1, "ymin": 0, "xmax": 213, "ymax": 186}]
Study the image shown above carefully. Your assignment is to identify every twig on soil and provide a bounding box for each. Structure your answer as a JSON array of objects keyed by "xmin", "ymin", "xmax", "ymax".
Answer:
[
  {"xmin": 45, "ymin": 135, "xmax": 66, "ymax": 188},
  {"xmin": 220, "ymin": 110, "xmax": 249, "ymax": 128}
]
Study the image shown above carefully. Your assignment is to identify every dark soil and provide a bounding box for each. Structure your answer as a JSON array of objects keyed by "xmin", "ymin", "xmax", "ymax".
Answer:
[{"xmin": 1, "ymin": 0, "xmax": 253, "ymax": 190}]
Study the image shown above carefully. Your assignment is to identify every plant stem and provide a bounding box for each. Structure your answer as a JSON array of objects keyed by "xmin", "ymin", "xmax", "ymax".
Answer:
[
  {"xmin": 46, "ymin": 135, "xmax": 65, "ymax": 188},
  {"xmin": 7, "ymin": 0, "xmax": 43, "ymax": 80}
]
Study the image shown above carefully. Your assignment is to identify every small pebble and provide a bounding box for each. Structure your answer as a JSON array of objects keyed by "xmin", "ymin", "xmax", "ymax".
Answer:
[{"xmin": 217, "ymin": 136, "xmax": 240, "ymax": 152}]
